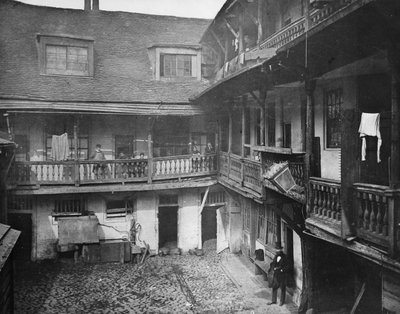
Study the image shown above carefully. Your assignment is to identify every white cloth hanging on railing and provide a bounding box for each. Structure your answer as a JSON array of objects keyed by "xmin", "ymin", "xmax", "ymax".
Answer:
[
  {"xmin": 358, "ymin": 113, "xmax": 381, "ymax": 163},
  {"xmin": 51, "ymin": 133, "xmax": 69, "ymax": 161}
]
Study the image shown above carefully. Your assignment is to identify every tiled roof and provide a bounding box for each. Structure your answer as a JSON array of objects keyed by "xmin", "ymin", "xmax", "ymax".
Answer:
[{"xmin": 0, "ymin": 1, "xmax": 210, "ymax": 104}]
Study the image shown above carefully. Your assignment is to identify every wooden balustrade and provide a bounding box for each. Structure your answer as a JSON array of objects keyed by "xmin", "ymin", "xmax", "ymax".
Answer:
[
  {"xmin": 309, "ymin": 177, "xmax": 341, "ymax": 222},
  {"xmin": 229, "ymin": 155, "xmax": 243, "ymax": 183},
  {"xmin": 354, "ymin": 183, "xmax": 389, "ymax": 248},
  {"xmin": 219, "ymin": 152, "xmax": 229, "ymax": 176},
  {"xmin": 243, "ymin": 159, "xmax": 263, "ymax": 194},
  {"xmin": 11, "ymin": 154, "xmax": 217, "ymax": 186}
]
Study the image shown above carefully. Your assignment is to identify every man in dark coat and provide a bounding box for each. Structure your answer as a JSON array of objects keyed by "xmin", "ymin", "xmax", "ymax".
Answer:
[{"xmin": 267, "ymin": 246, "xmax": 288, "ymax": 306}]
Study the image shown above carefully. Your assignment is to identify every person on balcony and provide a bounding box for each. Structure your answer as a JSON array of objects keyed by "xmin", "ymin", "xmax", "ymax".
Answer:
[
  {"xmin": 205, "ymin": 142, "xmax": 214, "ymax": 154},
  {"xmin": 268, "ymin": 245, "xmax": 288, "ymax": 306},
  {"xmin": 191, "ymin": 141, "xmax": 200, "ymax": 155},
  {"xmin": 91, "ymin": 144, "xmax": 106, "ymax": 179}
]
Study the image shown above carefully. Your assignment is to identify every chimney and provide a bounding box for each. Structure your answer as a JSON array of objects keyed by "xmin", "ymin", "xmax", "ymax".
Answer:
[
  {"xmin": 92, "ymin": 0, "xmax": 99, "ymax": 10},
  {"xmin": 84, "ymin": 0, "xmax": 91, "ymax": 11}
]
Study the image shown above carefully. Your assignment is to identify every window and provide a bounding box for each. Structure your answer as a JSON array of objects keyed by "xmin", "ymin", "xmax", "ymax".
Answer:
[
  {"xmin": 38, "ymin": 35, "xmax": 94, "ymax": 77},
  {"xmin": 115, "ymin": 135, "xmax": 135, "ymax": 158},
  {"xmin": 46, "ymin": 45, "xmax": 89, "ymax": 76},
  {"xmin": 106, "ymin": 199, "xmax": 133, "ymax": 218},
  {"xmin": 257, "ymin": 205, "xmax": 265, "ymax": 240},
  {"xmin": 283, "ymin": 123, "xmax": 291, "ymax": 148},
  {"xmin": 325, "ymin": 88, "xmax": 343, "ymax": 148},
  {"xmin": 7, "ymin": 195, "xmax": 34, "ymax": 211},
  {"xmin": 159, "ymin": 194, "xmax": 179, "ymax": 206},
  {"xmin": 256, "ymin": 205, "xmax": 277, "ymax": 245},
  {"xmin": 160, "ymin": 54, "xmax": 194, "ymax": 77},
  {"xmin": 46, "ymin": 135, "xmax": 88, "ymax": 160},
  {"xmin": 201, "ymin": 191, "xmax": 226, "ymax": 206},
  {"xmin": 14, "ymin": 134, "xmax": 29, "ymax": 161},
  {"xmin": 53, "ymin": 196, "xmax": 86, "ymax": 216}
]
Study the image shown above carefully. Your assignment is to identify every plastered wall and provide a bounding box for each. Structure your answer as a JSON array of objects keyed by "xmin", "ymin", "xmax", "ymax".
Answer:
[
  {"xmin": 315, "ymin": 77, "xmax": 357, "ymax": 180},
  {"xmin": 178, "ymin": 189, "xmax": 200, "ymax": 251},
  {"xmin": 32, "ymin": 188, "xmax": 204, "ymax": 260}
]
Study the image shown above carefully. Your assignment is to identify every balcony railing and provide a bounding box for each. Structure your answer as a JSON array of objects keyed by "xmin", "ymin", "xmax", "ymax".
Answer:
[
  {"xmin": 218, "ymin": 152, "xmax": 263, "ymax": 196},
  {"xmin": 214, "ymin": 0, "xmax": 360, "ymax": 81},
  {"xmin": 309, "ymin": 177, "xmax": 342, "ymax": 223},
  {"xmin": 354, "ymin": 183, "xmax": 389, "ymax": 249},
  {"xmin": 10, "ymin": 154, "xmax": 217, "ymax": 187}
]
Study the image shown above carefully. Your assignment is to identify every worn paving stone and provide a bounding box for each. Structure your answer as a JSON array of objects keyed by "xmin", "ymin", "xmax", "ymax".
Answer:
[{"xmin": 14, "ymin": 240, "xmax": 257, "ymax": 314}]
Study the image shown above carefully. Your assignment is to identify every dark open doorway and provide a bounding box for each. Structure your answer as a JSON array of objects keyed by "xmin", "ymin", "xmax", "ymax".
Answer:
[
  {"xmin": 7, "ymin": 213, "xmax": 32, "ymax": 260},
  {"xmin": 202, "ymin": 206, "xmax": 217, "ymax": 244},
  {"xmin": 158, "ymin": 206, "xmax": 178, "ymax": 248}
]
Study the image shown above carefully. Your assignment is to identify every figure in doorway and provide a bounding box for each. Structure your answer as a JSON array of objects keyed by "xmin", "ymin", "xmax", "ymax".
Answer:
[{"xmin": 268, "ymin": 245, "xmax": 288, "ymax": 306}]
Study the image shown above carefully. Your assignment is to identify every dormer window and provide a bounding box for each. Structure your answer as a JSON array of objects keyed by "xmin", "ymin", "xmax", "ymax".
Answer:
[
  {"xmin": 46, "ymin": 45, "xmax": 89, "ymax": 76},
  {"xmin": 160, "ymin": 54, "xmax": 193, "ymax": 77},
  {"xmin": 148, "ymin": 44, "xmax": 202, "ymax": 80},
  {"xmin": 37, "ymin": 34, "xmax": 94, "ymax": 77}
]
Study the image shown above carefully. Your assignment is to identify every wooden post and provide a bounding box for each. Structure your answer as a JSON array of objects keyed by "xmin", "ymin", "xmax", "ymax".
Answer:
[
  {"xmin": 388, "ymin": 42, "xmax": 400, "ymax": 188},
  {"xmin": 228, "ymin": 109, "xmax": 232, "ymax": 178},
  {"xmin": 257, "ymin": 0, "xmax": 263, "ymax": 46},
  {"xmin": 238, "ymin": 11, "xmax": 244, "ymax": 54},
  {"xmin": 84, "ymin": 0, "xmax": 91, "ymax": 10},
  {"xmin": 305, "ymin": 78, "xmax": 316, "ymax": 215},
  {"xmin": 241, "ymin": 99, "xmax": 246, "ymax": 158},
  {"xmin": 260, "ymin": 89, "xmax": 267, "ymax": 146},
  {"xmin": 74, "ymin": 116, "xmax": 80, "ymax": 186},
  {"xmin": 147, "ymin": 118, "xmax": 154, "ymax": 184},
  {"xmin": 276, "ymin": 212, "xmax": 282, "ymax": 249},
  {"xmin": 276, "ymin": 97, "xmax": 284, "ymax": 148},
  {"xmin": 386, "ymin": 190, "xmax": 400, "ymax": 258}
]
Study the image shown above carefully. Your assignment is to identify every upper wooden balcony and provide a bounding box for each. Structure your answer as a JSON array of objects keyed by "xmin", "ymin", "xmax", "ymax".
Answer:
[
  {"xmin": 308, "ymin": 177, "xmax": 400, "ymax": 257},
  {"xmin": 218, "ymin": 149, "xmax": 307, "ymax": 202},
  {"xmin": 9, "ymin": 154, "xmax": 218, "ymax": 188},
  {"xmin": 214, "ymin": 0, "xmax": 366, "ymax": 82}
]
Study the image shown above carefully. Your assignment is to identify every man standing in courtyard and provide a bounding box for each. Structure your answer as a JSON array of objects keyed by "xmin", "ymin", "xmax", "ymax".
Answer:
[{"xmin": 268, "ymin": 245, "xmax": 288, "ymax": 306}]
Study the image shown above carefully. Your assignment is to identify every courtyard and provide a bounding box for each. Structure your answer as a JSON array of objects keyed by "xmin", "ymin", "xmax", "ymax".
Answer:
[{"xmin": 14, "ymin": 240, "xmax": 297, "ymax": 314}]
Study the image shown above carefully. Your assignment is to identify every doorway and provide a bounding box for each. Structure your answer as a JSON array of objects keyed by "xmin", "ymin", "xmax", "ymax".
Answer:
[
  {"xmin": 158, "ymin": 206, "xmax": 178, "ymax": 248},
  {"xmin": 202, "ymin": 206, "xmax": 217, "ymax": 244},
  {"xmin": 7, "ymin": 213, "xmax": 32, "ymax": 260}
]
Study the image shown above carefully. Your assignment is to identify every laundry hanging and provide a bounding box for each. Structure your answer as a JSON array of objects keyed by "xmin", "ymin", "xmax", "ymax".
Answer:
[
  {"xmin": 51, "ymin": 133, "xmax": 69, "ymax": 161},
  {"xmin": 358, "ymin": 113, "xmax": 381, "ymax": 163}
]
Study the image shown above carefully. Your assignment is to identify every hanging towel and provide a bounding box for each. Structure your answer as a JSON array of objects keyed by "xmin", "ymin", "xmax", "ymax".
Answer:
[
  {"xmin": 358, "ymin": 113, "xmax": 381, "ymax": 163},
  {"xmin": 51, "ymin": 133, "xmax": 69, "ymax": 161}
]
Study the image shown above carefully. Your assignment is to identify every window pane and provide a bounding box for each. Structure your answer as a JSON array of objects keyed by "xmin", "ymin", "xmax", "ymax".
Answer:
[
  {"xmin": 161, "ymin": 54, "xmax": 192, "ymax": 77},
  {"xmin": 326, "ymin": 89, "xmax": 343, "ymax": 148}
]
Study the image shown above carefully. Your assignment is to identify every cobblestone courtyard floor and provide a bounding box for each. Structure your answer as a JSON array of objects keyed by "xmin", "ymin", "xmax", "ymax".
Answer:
[{"xmin": 14, "ymin": 240, "xmax": 297, "ymax": 314}]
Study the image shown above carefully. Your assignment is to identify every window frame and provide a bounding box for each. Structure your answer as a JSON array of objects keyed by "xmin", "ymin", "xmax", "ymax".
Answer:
[
  {"xmin": 38, "ymin": 35, "xmax": 94, "ymax": 77},
  {"xmin": 52, "ymin": 195, "xmax": 86, "ymax": 216},
  {"xmin": 160, "ymin": 54, "xmax": 193, "ymax": 78},
  {"xmin": 106, "ymin": 198, "xmax": 134, "ymax": 219},
  {"xmin": 325, "ymin": 88, "xmax": 343, "ymax": 149}
]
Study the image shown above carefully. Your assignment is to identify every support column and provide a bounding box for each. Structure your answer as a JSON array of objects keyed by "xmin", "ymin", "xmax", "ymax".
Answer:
[
  {"xmin": 305, "ymin": 78, "xmax": 316, "ymax": 214},
  {"xmin": 73, "ymin": 116, "xmax": 80, "ymax": 186},
  {"xmin": 241, "ymin": 100, "xmax": 246, "ymax": 158},
  {"xmin": 147, "ymin": 118, "xmax": 154, "ymax": 184},
  {"xmin": 276, "ymin": 212, "xmax": 282, "ymax": 249},
  {"xmin": 276, "ymin": 97, "xmax": 284, "ymax": 148},
  {"xmin": 260, "ymin": 89, "xmax": 267, "ymax": 146},
  {"xmin": 238, "ymin": 11, "xmax": 244, "ymax": 54},
  {"xmin": 388, "ymin": 42, "xmax": 400, "ymax": 188},
  {"xmin": 257, "ymin": 0, "xmax": 263, "ymax": 46}
]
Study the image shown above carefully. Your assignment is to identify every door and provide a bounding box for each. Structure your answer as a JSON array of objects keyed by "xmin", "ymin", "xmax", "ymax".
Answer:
[
  {"xmin": 7, "ymin": 213, "xmax": 32, "ymax": 260},
  {"xmin": 216, "ymin": 207, "xmax": 229, "ymax": 253},
  {"xmin": 158, "ymin": 206, "xmax": 178, "ymax": 248},
  {"xmin": 202, "ymin": 206, "xmax": 217, "ymax": 244}
]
